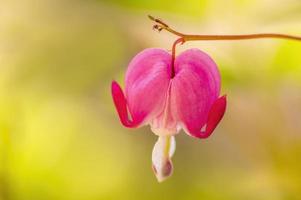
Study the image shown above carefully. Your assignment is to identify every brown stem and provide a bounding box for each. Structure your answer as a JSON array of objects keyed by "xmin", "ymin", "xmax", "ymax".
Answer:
[
  {"xmin": 171, "ymin": 38, "xmax": 184, "ymax": 78},
  {"xmin": 148, "ymin": 15, "xmax": 301, "ymax": 42},
  {"xmin": 148, "ymin": 15, "xmax": 301, "ymax": 78}
]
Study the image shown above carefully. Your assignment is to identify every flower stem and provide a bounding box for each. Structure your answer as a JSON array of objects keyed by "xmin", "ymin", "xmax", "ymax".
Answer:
[
  {"xmin": 149, "ymin": 15, "xmax": 301, "ymax": 77},
  {"xmin": 171, "ymin": 38, "xmax": 184, "ymax": 78},
  {"xmin": 148, "ymin": 15, "xmax": 301, "ymax": 42}
]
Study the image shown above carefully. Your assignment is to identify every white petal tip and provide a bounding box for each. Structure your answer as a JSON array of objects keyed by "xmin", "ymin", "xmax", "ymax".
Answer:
[{"xmin": 152, "ymin": 159, "xmax": 173, "ymax": 182}]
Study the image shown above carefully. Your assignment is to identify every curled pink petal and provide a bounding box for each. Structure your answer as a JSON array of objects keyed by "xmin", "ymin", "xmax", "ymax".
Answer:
[
  {"xmin": 188, "ymin": 95, "xmax": 227, "ymax": 138},
  {"xmin": 111, "ymin": 81, "xmax": 142, "ymax": 127}
]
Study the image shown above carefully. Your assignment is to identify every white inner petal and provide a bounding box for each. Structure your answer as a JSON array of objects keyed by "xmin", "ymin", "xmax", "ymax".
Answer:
[{"xmin": 152, "ymin": 135, "xmax": 176, "ymax": 182}]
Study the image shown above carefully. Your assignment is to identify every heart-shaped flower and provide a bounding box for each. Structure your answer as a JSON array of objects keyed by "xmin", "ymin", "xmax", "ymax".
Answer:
[{"xmin": 111, "ymin": 48, "xmax": 227, "ymax": 182}]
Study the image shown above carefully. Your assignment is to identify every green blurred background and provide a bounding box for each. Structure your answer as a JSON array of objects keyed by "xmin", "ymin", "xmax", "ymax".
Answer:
[{"xmin": 1, "ymin": 0, "xmax": 301, "ymax": 199}]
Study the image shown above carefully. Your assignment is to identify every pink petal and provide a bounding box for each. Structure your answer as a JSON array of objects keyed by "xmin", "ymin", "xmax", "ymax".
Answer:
[
  {"xmin": 189, "ymin": 96, "xmax": 227, "ymax": 138},
  {"xmin": 171, "ymin": 49, "xmax": 224, "ymax": 138},
  {"xmin": 125, "ymin": 48, "xmax": 172, "ymax": 125},
  {"xmin": 111, "ymin": 81, "xmax": 143, "ymax": 127},
  {"xmin": 150, "ymin": 81, "xmax": 179, "ymax": 135},
  {"xmin": 174, "ymin": 48, "xmax": 221, "ymax": 96}
]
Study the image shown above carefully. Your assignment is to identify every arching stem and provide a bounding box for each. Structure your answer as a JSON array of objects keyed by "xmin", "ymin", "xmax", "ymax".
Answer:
[
  {"xmin": 171, "ymin": 38, "xmax": 184, "ymax": 78},
  {"xmin": 148, "ymin": 15, "xmax": 301, "ymax": 42},
  {"xmin": 149, "ymin": 15, "xmax": 301, "ymax": 78}
]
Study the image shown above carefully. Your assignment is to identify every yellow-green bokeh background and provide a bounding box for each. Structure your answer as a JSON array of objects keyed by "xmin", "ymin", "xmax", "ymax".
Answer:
[{"xmin": 1, "ymin": 0, "xmax": 301, "ymax": 199}]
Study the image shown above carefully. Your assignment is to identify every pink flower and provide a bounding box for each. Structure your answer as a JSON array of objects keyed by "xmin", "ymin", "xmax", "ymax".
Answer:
[{"xmin": 111, "ymin": 48, "xmax": 227, "ymax": 182}]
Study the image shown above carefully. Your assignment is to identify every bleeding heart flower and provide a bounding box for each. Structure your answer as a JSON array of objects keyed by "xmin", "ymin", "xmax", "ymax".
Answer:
[{"xmin": 111, "ymin": 48, "xmax": 227, "ymax": 182}]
